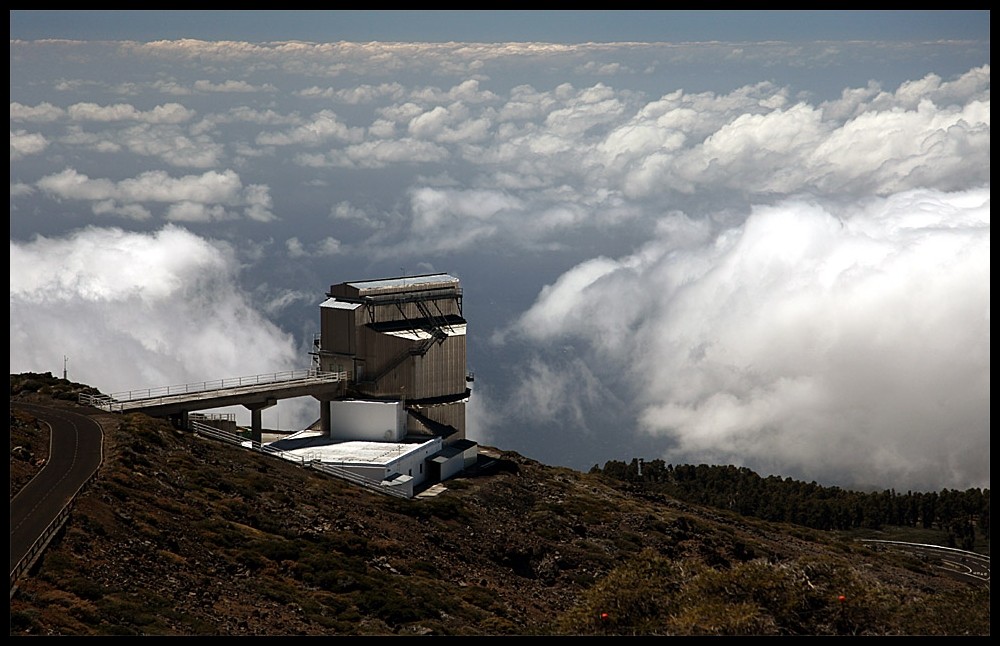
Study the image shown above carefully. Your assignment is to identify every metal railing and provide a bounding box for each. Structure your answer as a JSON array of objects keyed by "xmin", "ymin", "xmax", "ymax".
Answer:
[
  {"xmin": 79, "ymin": 369, "xmax": 349, "ymax": 412},
  {"xmin": 309, "ymin": 462, "xmax": 412, "ymax": 499},
  {"xmin": 11, "ymin": 503, "xmax": 70, "ymax": 598},
  {"xmin": 10, "ymin": 400, "xmax": 406, "ymax": 599},
  {"xmin": 109, "ymin": 368, "xmax": 345, "ymax": 401},
  {"xmin": 10, "ymin": 455, "xmax": 103, "ymax": 599},
  {"xmin": 189, "ymin": 412, "xmax": 237, "ymax": 422},
  {"xmin": 190, "ymin": 421, "xmax": 253, "ymax": 447},
  {"xmin": 189, "ymin": 421, "xmax": 412, "ymax": 499}
]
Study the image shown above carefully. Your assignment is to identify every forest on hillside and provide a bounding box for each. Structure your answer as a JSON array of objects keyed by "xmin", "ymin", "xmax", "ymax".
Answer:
[
  {"xmin": 594, "ymin": 460, "xmax": 989, "ymax": 552},
  {"xmin": 9, "ymin": 372, "xmax": 990, "ymax": 554}
]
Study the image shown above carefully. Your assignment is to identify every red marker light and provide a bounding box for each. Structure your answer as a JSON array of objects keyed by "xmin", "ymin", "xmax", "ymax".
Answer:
[{"xmin": 838, "ymin": 595, "xmax": 846, "ymax": 603}]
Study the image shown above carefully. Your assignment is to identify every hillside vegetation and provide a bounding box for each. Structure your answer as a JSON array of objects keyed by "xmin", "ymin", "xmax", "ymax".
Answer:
[
  {"xmin": 594, "ymin": 460, "xmax": 989, "ymax": 555},
  {"xmin": 9, "ymin": 374, "xmax": 990, "ymax": 636}
]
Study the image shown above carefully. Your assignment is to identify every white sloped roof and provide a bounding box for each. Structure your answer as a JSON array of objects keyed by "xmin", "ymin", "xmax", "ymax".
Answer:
[
  {"xmin": 265, "ymin": 430, "xmax": 433, "ymax": 467},
  {"xmin": 320, "ymin": 297, "xmax": 363, "ymax": 310}
]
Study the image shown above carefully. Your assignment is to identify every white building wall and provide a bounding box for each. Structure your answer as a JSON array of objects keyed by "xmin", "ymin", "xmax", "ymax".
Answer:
[
  {"xmin": 325, "ymin": 438, "xmax": 441, "ymax": 489},
  {"xmin": 462, "ymin": 444, "xmax": 480, "ymax": 468},
  {"xmin": 338, "ymin": 464, "xmax": 391, "ymax": 481},
  {"xmin": 329, "ymin": 400, "xmax": 406, "ymax": 441},
  {"xmin": 384, "ymin": 438, "xmax": 442, "ymax": 488},
  {"xmin": 381, "ymin": 475, "xmax": 414, "ymax": 498},
  {"xmin": 439, "ymin": 454, "xmax": 465, "ymax": 481}
]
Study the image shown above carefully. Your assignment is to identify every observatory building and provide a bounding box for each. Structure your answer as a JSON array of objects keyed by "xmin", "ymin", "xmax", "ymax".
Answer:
[
  {"xmin": 313, "ymin": 273, "xmax": 472, "ymax": 447},
  {"xmin": 266, "ymin": 273, "xmax": 477, "ymax": 496}
]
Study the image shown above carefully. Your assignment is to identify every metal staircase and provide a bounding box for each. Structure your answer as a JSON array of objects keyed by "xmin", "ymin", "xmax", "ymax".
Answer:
[{"xmin": 361, "ymin": 303, "xmax": 451, "ymax": 386}]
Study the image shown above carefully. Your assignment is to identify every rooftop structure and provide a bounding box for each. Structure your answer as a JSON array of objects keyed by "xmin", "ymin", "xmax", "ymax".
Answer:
[
  {"xmin": 78, "ymin": 273, "xmax": 479, "ymax": 497},
  {"xmin": 314, "ymin": 273, "xmax": 471, "ymax": 446}
]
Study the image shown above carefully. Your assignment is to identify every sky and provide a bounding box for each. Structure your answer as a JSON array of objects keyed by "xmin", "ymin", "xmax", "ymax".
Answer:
[{"xmin": 10, "ymin": 10, "xmax": 990, "ymax": 492}]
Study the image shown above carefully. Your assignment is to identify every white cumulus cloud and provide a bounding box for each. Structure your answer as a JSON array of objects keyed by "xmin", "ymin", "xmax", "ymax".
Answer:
[
  {"xmin": 10, "ymin": 129, "xmax": 48, "ymax": 159},
  {"xmin": 66, "ymin": 102, "xmax": 196, "ymax": 123},
  {"xmin": 10, "ymin": 225, "xmax": 300, "ymax": 393},
  {"xmin": 35, "ymin": 168, "xmax": 275, "ymax": 222},
  {"xmin": 513, "ymin": 188, "xmax": 990, "ymax": 491}
]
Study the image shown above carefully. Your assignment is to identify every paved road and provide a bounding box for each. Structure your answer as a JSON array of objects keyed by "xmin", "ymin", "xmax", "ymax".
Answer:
[
  {"xmin": 862, "ymin": 539, "xmax": 990, "ymax": 587},
  {"xmin": 10, "ymin": 402, "xmax": 104, "ymax": 576}
]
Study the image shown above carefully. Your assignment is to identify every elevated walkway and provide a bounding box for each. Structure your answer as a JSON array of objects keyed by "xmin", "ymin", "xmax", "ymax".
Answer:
[{"xmin": 79, "ymin": 369, "xmax": 348, "ymax": 441}]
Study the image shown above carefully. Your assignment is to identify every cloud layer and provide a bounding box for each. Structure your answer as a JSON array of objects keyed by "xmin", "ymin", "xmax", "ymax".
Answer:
[
  {"xmin": 11, "ymin": 38, "xmax": 990, "ymax": 490},
  {"xmin": 10, "ymin": 226, "xmax": 299, "ymax": 391},
  {"xmin": 512, "ymin": 188, "xmax": 990, "ymax": 491},
  {"xmin": 34, "ymin": 169, "xmax": 274, "ymax": 222}
]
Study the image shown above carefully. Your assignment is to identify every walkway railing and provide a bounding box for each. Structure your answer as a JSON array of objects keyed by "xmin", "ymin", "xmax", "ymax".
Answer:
[
  {"xmin": 79, "ymin": 368, "xmax": 348, "ymax": 412},
  {"xmin": 10, "ymin": 398, "xmax": 404, "ymax": 599},
  {"xmin": 189, "ymin": 421, "xmax": 411, "ymax": 499},
  {"xmin": 10, "ymin": 436, "xmax": 103, "ymax": 599}
]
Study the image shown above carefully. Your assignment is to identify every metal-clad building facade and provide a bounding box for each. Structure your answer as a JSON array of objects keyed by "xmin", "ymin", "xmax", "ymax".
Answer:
[{"xmin": 316, "ymin": 274, "xmax": 470, "ymax": 444}]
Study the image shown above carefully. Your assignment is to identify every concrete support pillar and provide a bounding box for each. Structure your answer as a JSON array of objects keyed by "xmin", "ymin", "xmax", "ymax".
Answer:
[
  {"xmin": 319, "ymin": 399, "xmax": 331, "ymax": 435},
  {"xmin": 245, "ymin": 398, "xmax": 277, "ymax": 444}
]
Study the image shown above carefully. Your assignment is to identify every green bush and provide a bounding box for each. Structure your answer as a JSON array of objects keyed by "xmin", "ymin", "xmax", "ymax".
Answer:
[
  {"xmin": 356, "ymin": 587, "xmax": 432, "ymax": 625},
  {"xmin": 554, "ymin": 548, "xmax": 927, "ymax": 636},
  {"xmin": 65, "ymin": 576, "xmax": 107, "ymax": 602},
  {"xmin": 407, "ymin": 560, "xmax": 441, "ymax": 577},
  {"xmin": 252, "ymin": 538, "xmax": 303, "ymax": 562},
  {"xmin": 556, "ymin": 548, "xmax": 689, "ymax": 634},
  {"xmin": 9, "ymin": 610, "xmax": 39, "ymax": 633}
]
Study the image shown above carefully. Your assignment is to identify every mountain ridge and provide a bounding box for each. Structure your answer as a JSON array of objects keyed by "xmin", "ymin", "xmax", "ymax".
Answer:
[{"xmin": 9, "ymin": 374, "xmax": 990, "ymax": 636}]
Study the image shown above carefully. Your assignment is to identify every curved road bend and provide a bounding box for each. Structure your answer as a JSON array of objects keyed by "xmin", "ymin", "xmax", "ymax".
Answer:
[
  {"xmin": 10, "ymin": 402, "xmax": 104, "ymax": 576},
  {"xmin": 862, "ymin": 539, "xmax": 990, "ymax": 587}
]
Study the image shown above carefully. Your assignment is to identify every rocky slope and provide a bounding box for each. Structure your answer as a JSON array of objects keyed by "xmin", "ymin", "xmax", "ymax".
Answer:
[{"xmin": 9, "ymin": 390, "xmax": 990, "ymax": 636}]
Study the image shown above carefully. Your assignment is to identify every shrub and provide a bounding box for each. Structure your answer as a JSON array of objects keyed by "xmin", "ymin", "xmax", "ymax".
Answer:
[
  {"xmin": 65, "ymin": 576, "xmax": 107, "ymax": 602},
  {"xmin": 356, "ymin": 587, "xmax": 431, "ymax": 625},
  {"xmin": 253, "ymin": 538, "xmax": 303, "ymax": 563},
  {"xmin": 9, "ymin": 610, "xmax": 39, "ymax": 633}
]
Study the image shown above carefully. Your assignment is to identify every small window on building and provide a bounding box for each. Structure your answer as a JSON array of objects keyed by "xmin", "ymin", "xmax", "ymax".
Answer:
[
  {"xmin": 408, "ymin": 469, "xmax": 412, "ymax": 476},
  {"xmin": 420, "ymin": 463, "xmax": 423, "ymax": 474}
]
